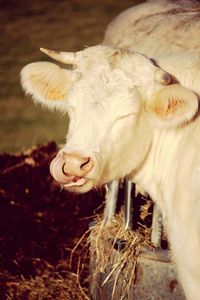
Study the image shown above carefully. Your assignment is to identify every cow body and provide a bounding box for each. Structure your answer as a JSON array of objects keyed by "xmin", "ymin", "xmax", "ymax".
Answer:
[
  {"xmin": 21, "ymin": 1, "xmax": 200, "ymax": 299},
  {"xmin": 104, "ymin": 0, "xmax": 200, "ymax": 56},
  {"xmin": 104, "ymin": 3, "xmax": 200, "ymax": 298}
]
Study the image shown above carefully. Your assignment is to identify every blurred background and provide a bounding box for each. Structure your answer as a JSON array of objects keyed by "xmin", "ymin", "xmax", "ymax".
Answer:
[{"xmin": 0, "ymin": 0, "xmax": 143, "ymax": 153}]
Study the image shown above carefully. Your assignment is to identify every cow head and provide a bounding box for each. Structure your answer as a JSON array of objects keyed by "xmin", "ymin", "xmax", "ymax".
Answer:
[{"xmin": 21, "ymin": 45, "xmax": 198, "ymax": 193}]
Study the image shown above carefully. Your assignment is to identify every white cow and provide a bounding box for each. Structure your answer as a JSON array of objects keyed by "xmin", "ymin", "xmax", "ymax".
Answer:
[{"xmin": 21, "ymin": 0, "xmax": 200, "ymax": 299}]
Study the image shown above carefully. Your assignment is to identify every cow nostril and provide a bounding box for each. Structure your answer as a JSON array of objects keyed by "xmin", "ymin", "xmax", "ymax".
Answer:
[
  {"xmin": 62, "ymin": 163, "xmax": 68, "ymax": 175},
  {"xmin": 80, "ymin": 157, "xmax": 93, "ymax": 172},
  {"xmin": 80, "ymin": 157, "xmax": 90, "ymax": 169}
]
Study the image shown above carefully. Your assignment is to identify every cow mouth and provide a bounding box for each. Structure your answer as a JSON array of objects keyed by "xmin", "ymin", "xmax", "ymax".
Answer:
[
  {"xmin": 62, "ymin": 177, "xmax": 95, "ymax": 193},
  {"xmin": 63, "ymin": 177, "xmax": 87, "ymax": 188}
]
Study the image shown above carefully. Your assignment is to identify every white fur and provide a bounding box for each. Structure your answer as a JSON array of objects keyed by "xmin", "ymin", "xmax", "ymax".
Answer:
[{"xmin": 21, "ymin": 1, "xmax": 200, "ymax": 298}]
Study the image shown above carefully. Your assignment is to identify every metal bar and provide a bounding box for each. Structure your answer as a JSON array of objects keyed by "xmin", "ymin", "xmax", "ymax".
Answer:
[
  {"xmin": 151, "ymin": 203, "xmax": 163, "ymax": 247},
  {"xmin": 124, "ymin": 179, "xmax": 134, "ymax": 230},
  {"xmin": 103, "ymin": 180, "xmax": 119, "ymax": 224}
]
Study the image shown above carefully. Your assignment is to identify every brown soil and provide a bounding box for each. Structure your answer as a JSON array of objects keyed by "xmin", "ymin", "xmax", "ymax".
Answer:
[{"xmin": 0, "ymin": 142, "xmax": 104, "ymax": 299}]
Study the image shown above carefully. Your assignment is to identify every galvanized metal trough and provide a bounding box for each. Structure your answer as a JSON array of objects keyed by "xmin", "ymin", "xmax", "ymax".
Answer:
[{"xmin": 89, "ymin": 180, "xmax": 186, "ymax": 300}]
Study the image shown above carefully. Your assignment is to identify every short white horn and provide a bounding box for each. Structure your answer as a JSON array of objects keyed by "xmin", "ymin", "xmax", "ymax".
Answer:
[
  {"xmin": 40, "ymin": 47, "xmax": 76, "ymax": 65},
  {"xmin": 155, "ymin": 69, "xmax": 171, "ymax": 85}
]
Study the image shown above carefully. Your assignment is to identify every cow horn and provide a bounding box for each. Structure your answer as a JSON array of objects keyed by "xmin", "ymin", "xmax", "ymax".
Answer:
[
  {"xmin": 40, "ymin": 48, "xmax": 76, "ymax": 65},
  {"xmin": 155, "ymin": 69, "xmax": 171, "ymax": 85}
]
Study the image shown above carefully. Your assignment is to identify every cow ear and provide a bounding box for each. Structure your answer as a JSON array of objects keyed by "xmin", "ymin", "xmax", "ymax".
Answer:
[
  {"xmin": 146, "ymin": 84, "xmax": 199, "ymax": 127},
  {"xmin": 21, "ymin": 62, "xmax": 75, "ymax": 112}
]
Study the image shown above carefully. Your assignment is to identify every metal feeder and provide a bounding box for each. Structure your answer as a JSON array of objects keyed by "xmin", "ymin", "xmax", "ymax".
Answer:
[{"xmin": 90, "ymin": 180, "xmax": 186, "ymax": 299}]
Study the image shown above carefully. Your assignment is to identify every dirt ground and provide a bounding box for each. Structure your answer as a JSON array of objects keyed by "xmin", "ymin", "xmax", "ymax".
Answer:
[
  {"xmin": 0, "ymin": 142, "xmax": 105, "ymax": 299},
  {"xmin": 0, "ymin": 0, "xmax": 142, "ymax": 153}
]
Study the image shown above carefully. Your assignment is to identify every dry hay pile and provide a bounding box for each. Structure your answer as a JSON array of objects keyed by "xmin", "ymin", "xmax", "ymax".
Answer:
[
  {"xmin": 7, "ymin": 268, "xmax": 84, "ymax": 300},
  {"xmin": 89, "ymin": 208, "xmax": 154, "ymax": 300},
  {"xmin": 6, "ymin": 260, "xmax": 89, "ymax": 300}
]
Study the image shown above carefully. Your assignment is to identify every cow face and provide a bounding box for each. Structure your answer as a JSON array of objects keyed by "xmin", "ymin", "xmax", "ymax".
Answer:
[{"xmin": 21, "ymin": 45, "xmax": 198, "ymax": 193}]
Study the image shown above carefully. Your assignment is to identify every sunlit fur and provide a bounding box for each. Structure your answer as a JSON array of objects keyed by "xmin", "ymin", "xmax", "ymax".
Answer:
[
  {"xmin": 21, "ymin": 62, "xmax": 76, "ymax": 112},
  {"xmin": 21, "ymin": 1, "xmax": 200, "ymax": 299}
]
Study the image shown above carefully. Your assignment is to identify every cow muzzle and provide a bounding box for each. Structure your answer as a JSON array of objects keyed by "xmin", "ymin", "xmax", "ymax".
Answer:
[{"xmin": 50, "ymin": 150, "xmax": 94, "ymax": 189}]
